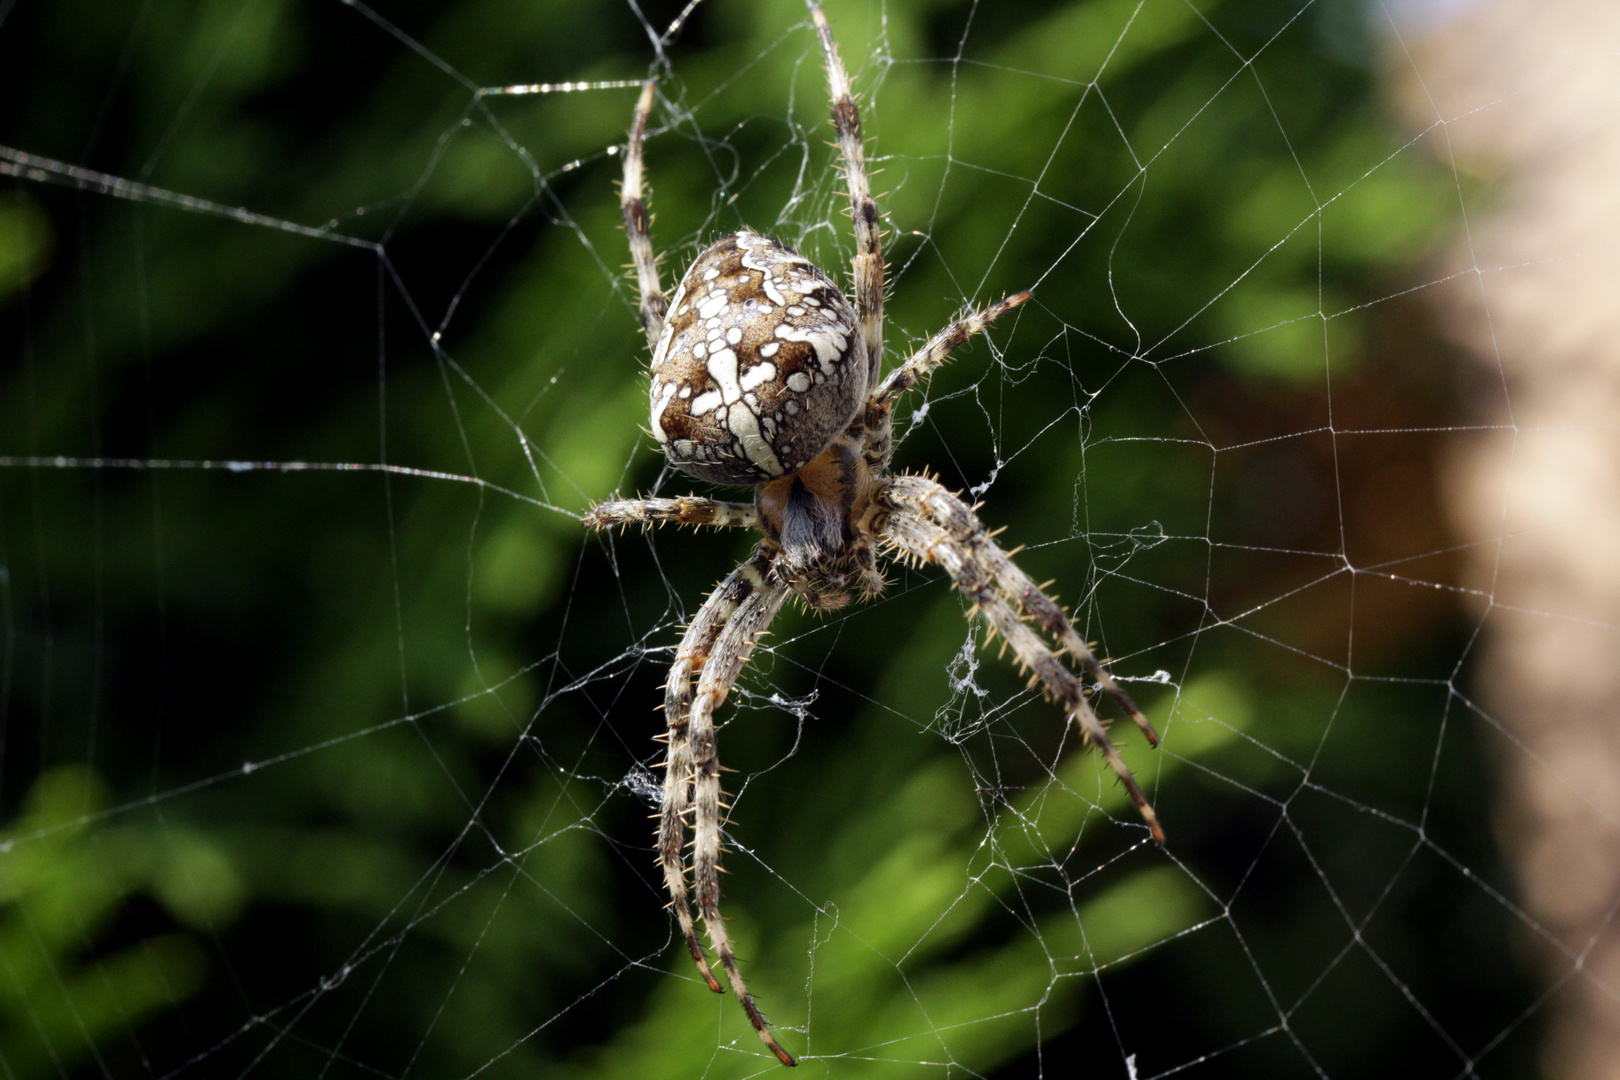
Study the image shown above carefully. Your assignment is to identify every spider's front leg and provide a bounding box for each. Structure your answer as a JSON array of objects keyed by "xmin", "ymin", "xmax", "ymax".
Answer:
[
  {"xmin": 682, "ymin": 555, "xmax": 795, "ymax": 1065},
  {"xmin": 650, "ymin": 552, "xmax": 776, "ymax": 994},
  {"xmin": 875, "ymin": 474, "xmax": 1164, "ymax": 842},
  {"xmin": 582, "ymin": 500, "xmax": 753, "ymax": 977},
  {"xmin": 655, "ymin": 555, "xmax": 776, "ymax": 999},
  {"xmin": 589, "ymin": 523, "xmax": 799, "ymax": 1065}
]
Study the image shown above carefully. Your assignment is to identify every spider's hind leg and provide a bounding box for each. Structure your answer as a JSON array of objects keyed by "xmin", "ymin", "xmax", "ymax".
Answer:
[
  {"xmin": 806, "ymin": 0, "xmax": 884, "ymax": 379},
  {"xmin": 875, "ymin": 473, "xmax": 1164, "ymax": 842},
  {"xmin": 622, "ymin": 78, "xmax": 668, "ymax": 350}
]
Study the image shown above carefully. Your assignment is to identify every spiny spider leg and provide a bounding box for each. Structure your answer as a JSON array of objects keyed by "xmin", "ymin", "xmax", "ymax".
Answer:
[
  {"xmin": 982, "ymin": 540, "xmax": 1161, "ymax": 748},
  {"xmin": 864, "ymin": 291, "xmax": 1034, "ymax": 473},
  {"xmin": 684, "ymin": 556, "xmax": 794, "ymax": 1066},
  {"xmin": 584, "ymin": 495, "xmax": 758, "ymax": 531},
  {"xmin": 621, "ymin": 78, "xmax": 667, "ymax": 348},
  {"xmin": 656, "ymin": 556, "xmax": 778, "ymax": 996},
  {"xmin": 598, "ymin": 536, "xmax": 799, "ymax": 1064},
  {"xmin": 806, "ymin": 0, "xmax": 884, "ymax": 382},
  {"xmin": 877, "ymin": 474, "xmax": 1164, "ymax": 842},
  {"xmin": 872, "ymin": 292, "xmax": 1035, "ymax": 414},
  {"xmin": 890, "ymin": 474, "xmax": 1159, "ymax": 748}
]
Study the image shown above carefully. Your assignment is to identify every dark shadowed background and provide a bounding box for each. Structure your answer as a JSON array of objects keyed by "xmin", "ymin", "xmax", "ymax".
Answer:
[{"xmin": 5, "ymin": 0, "xmax": 1609, "ymax": 1077}]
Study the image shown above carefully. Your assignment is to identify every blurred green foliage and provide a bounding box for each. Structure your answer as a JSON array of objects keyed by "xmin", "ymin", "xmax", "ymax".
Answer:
[
  {"xmin": 0, "ymin": 0, "xmax": 1534, "ymax": 1077},
  {"xmin": 0, "ymin": 768, "xmax": 215, "ymax": 1076}
]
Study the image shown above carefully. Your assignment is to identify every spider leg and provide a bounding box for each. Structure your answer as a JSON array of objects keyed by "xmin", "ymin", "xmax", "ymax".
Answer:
[
  {"xmin": 876, "ymin": 474, "xmax": 1164, "ymax": 843},
  {"xmin": 658, "ymin": 550, "xmax": 779, "ymax": 996},
  {"xmin": 805, "ymin": 0, "xmax": 883, "ymax": 390},
  {"xmin": 679, "ymin": 554, "xmax": 796, "ymax": 1064},
  {"xmin": 892, "ymin": 474, "xmax": 1158, "ymax": 746},
  {"xmin": 583, "ymin": 494, "xmax": 758, "ymax": 532},
  {"xmin": 871, "ymin": 292, "xmax": 1035, "ymax": 414},
  {"xmin": 621, "ymin": 79, "xmax": 668, "ymax": 349},
  {"xmin": 863, "ymin": 291, "xmax": 1033, "ymax": 473}
]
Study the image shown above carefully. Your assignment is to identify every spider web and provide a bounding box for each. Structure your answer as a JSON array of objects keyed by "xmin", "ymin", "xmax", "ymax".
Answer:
[{"xmin": 1, "ymin": 0, "xmax": 1615, "ymax": 1076}]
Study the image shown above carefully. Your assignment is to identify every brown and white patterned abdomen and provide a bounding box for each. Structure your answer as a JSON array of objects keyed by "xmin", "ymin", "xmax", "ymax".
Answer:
[{"xmin": 649, "ymin": 231, "xmax": 867, "ymax": 486}]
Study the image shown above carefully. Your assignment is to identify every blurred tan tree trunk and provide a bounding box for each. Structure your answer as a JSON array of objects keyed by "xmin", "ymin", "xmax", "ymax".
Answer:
[{"xmin": 1393, "ymin": 2, "xmax": 1620, "ymax": 1076}]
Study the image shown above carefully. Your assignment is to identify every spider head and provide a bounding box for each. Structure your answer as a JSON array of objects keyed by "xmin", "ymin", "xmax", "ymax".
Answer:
[
  {"xmin": 648, "ymin": 230, "xmax": 867, "ymax": 487},
  {"xmin": 755, "ymin": 434, "xmax": 874, "ymax": 609}
]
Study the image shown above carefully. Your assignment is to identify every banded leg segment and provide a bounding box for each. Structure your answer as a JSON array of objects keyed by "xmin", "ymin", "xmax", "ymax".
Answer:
[
  {"xmin": 806, "ymin": 0, "xmax": 884, "ymax": 392},
  {"xmin": 583, "ymin": 495, "xmax": 759, "ymax": 532},
  {"xmin": 686, "ymin": 559, "xmax": 795, "ymax": 1065},
  {"xmin": 877, "ymin": 474, "xmax": 1163, "ymax": 842},
  {"xmin": 621, "ymin": 79, "xmax": 668, "ymax": 348},
  {"xmin": 863, "ymin": 291, "xmax": 1033, "ymax": 474},
  {"xmin": 658, "ymin": 553, "xmax": 778, "ymax": 994}
]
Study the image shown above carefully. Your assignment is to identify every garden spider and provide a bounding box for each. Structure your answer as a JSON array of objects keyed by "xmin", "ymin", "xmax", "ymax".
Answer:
[{"xmin": 584, "ymin": 1, "xmax": 1162, "ymax": 1066}]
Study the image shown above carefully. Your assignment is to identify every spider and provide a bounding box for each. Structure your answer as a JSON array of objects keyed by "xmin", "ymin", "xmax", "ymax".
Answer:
[{"xmin": 584, "ymin": 2, "xmax": 1161, "ymax": 1066}]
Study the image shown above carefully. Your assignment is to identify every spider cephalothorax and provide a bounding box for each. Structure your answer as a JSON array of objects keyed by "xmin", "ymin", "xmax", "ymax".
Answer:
[{"xmin": 585, "ymin": 2, "xmax": 1162, "ymax": 1066}]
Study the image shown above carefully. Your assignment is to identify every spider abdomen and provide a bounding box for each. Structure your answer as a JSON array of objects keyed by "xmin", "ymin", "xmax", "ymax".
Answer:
[{"xmin": 649, "ymin": 230, "xmax": 867, "ymax": 486}]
